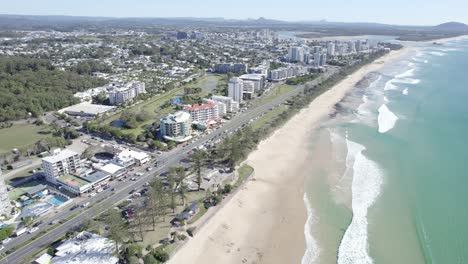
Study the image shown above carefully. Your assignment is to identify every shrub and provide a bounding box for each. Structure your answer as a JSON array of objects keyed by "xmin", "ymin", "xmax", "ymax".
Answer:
[
  {"xmin": 143, "ymin": 254, "xmax": 158, "ymax": 264},
  {"xmin": 153, "ymin": 247, "xmax": 170, "ymax": 263},
  {"xmin": 0, "ymin": 225, "xmax": 15, "ymax": 240}
]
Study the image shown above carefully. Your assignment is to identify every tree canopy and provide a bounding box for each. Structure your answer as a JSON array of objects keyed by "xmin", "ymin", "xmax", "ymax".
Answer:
[{"xmin": 0, "ymin": 56, "xmax": 106, "ymax": 122}]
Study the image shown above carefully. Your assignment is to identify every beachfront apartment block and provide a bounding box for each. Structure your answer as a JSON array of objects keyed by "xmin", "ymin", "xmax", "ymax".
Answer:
[
  {"xmin": 209, "ymin": 95, "xmax": 240, "ymax": 113},
  {"xmin": 0, "ymin": 168, "xmax": 12, "ymax": 216},
  {"xmin": 183, "ymin": 102, "xmax": 219, "ymax": 123},
  {"xmin": 108, "ymin": 81, "xmax": 146, "ymax": 105},
  {"xmin": 160, "ymin": 111, "xmax": 193, "ymax": 142}
]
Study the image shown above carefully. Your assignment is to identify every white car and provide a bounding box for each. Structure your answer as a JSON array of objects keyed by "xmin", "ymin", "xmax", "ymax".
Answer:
[
  {"xmin": 28, "ymin": 227, "xmax": 38, "ymax": 234},
  {"xmin": 82, "ymin": 202, "xmax": 90, "ymax": 207},
  {"xmin": 2, "ymin": 238, "xmax": 11, "ymax": 244}
]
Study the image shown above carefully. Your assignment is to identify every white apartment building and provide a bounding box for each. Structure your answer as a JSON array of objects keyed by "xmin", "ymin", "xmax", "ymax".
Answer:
[
  {"xmin": 160, "ymin": 111, "xmax": 192, "ymax": 142},
  {"xmin": 203, "ymin": 99, "xmax": 226, "ymax": 116},
  {"xmin": 228, "ymin": 77, "xmax": 244, "ymax": 103},
  {"xmin": 0, "ymin": 168, "xmax": 11, "ymax": 216},
  {"xmin": 184, "ymin": 102, "xmax": 219, "ymax": 123},
  {"xmin": 211, "ymin": 95, "xmax": 240, "ymax": 113},
  {"xmin": 239, "ymin": 74, "xmax": 265, "ymax": 92},
  {"xmin": 42, "ymin": 149, "xmax": 81, "ymax": 185},
  {"xmin": 108, "ymin": 81, "xmax": 146, "ymax": 105},
  {"xmin": 327, "ymin": 42, "xmax": 336, "ymax": 56}
]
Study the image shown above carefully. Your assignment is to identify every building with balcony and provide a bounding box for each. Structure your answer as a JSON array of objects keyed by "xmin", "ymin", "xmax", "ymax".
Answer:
[{"xmin": 160, "ymin": 111, "xmax": 192, "ymax": 142}]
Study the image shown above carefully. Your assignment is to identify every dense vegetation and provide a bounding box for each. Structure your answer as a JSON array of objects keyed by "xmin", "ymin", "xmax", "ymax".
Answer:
[{"xmin": 0, "ymin": 56, "xmax": 106, "ymax": 122}]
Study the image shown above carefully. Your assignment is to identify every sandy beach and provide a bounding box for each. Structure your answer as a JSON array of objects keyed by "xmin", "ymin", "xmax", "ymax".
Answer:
[{"xmin": 168, "ymin": 47, "xmax": 411, "ymax": 264}]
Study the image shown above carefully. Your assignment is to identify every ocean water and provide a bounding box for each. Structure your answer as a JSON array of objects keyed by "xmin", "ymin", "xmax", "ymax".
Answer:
[{"xmin": 303, "ymin": 37, "xmax": 468, "ymax": 263}]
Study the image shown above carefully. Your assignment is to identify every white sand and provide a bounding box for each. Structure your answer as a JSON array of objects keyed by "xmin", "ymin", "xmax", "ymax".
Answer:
[{"xmin": 168, "ymin": 47, "xmax": 411, "ymax": 264}]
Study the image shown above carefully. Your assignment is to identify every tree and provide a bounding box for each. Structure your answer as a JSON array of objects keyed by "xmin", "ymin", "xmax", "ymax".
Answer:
[
  {"xmin": 104, "ymin": 209, "xmax": 128, "ymax": 255},
  {"xmin": 21, "ymin": 216, "xmax": 34, "ymax": 227},
  {"xmin": 0, "ymin": 225, "xmax": 14, "ymax": 240},
  {"xmin": 168, "ymin": 168, "xmax": 177, "ymax": 213},
  {"xmin": 143, "ymin": 254, "xmax": 158, "ymax": 264},
  {"xmin": 190, "ymin": 150, "xmax": 207, "ymax": 190},
  {"xmin": 153, "ymin": 247, "xmax": 170, "ymax": 263},
  {"xmin": 175, "ymin": 167, "xmax": 188, "ymax": 206}
]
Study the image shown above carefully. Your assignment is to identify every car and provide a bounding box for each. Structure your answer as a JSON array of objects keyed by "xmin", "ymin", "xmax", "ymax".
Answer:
[
  {"xmin": 130, "ymin": 177, "xmax": 137, "ymax": 181},
  {"xmin": 28, "ymin": 227, "xmax": 38, "ymax": 234},
  {"xmin": 82, "ymin": 202, "xmax": 90, "ymax": 207},
  {"xmin": 0, "ymin": 245, "xmax": 4, "ymax": 251},
  {"xmin": 69, "ymin": 205, "xmax": 80, "ymax": 211},
  {"xmin": 1, "ymin": 238, "xmax": 11, "ymax": 244},
  {"xmin": 32, "ymin": 221, "xmax": 43, "ymax": 227}
]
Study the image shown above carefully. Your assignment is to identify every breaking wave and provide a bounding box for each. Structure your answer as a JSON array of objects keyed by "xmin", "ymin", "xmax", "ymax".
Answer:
[{"xmin": 337, "ymin": 139, "xmax": 384, "ymax": 264}]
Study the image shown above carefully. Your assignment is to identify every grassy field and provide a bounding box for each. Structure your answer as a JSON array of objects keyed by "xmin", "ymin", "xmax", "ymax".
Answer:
[
  {"xmin": 0, "ymin": 124, "xmax": 50, "ymax": 154},
  {"xmin": 101, "ymin": 87, "xmax": 184, "ymax": 137},
  {"xmin": 249, "ymin": 105, "xmax": 289, "ymax": 131},
  {"xmin": 101, "ymin": 75, "xmax": 224, "ymax": 137},
  {"xmin": 256, "ymin": 85, "xmax": 295, "ymax": 105},
  {"xmin": 187, "ymin": 74, "xmax": 223, "ymax": 95}
]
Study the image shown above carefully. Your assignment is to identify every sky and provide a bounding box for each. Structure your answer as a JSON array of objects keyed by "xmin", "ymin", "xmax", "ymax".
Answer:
[{"xmin": 1, "ymin": 0, "xmax": 467, "ymax": 26}]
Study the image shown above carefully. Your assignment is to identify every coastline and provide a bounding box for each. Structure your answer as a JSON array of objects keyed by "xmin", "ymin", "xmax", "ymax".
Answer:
[{"xmin": 168, "ymin": 47, "xmax": 411, "ymax": 264}]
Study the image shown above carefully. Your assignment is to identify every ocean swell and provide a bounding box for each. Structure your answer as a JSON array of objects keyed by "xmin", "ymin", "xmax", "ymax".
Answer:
[
  {"xmin": 377, "ymin": 104, "xmax": 398, "ymax": 133},
  {"xmin": 337, "ymin": 139, "xmax": 384, "ymax": 264}
]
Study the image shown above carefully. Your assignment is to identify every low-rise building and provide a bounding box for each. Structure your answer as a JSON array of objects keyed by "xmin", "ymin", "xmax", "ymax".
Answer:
[
  {"xmin": 239, "ymin": 74, "xmax": 265, "ymax": 92},
  {"xmin": 160, "ymin": 111, "xmax": 192, "ymax": 142},
  {"xmin": 59, "ymin": 102, "xmax": 116, "ymax": 117},
  {"xmin": 214, "ymin": 63, "xmax": 248, "ymax": 74},
  {"xmin": 211, "ymin": 95, "xmax": 239, "ymax": 113},
  {"xmin": 52, "ymin": 231, "xmax": 118, "ymax": 264},
  {"xmin": 42, "ymin": 149, "xmax": 81, "ymax": 186},
  {"xmin": 108, "ymin": 81, "xmax": 146, "ymax": 105}
]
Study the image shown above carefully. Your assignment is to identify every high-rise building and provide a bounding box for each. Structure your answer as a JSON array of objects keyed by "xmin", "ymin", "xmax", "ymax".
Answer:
[
  {"xmin": 327, "ymin": 42, "xmax": 336, "ymax": 56},
  {"xmin": 228, "ymin": 77, "xmax": 244, "ymax": 103},
  {"xmin": 184, "ymin": 102, "xmax": 219, "ymax": 123},
  {"xmin": 288, "ymin": 46, "xmax": 305, "ymax": 62},
  {"xmin": 348, "ymin": 41, "xmax": 357, "ymax": 54},
  {"xmin": 356, "ymin": 40, "xmax": 362, "ymax": 52},
  {"xmin": 160, "ymin": 111, "xmax": 192, "ymax": 142},
  {"xmin": 0, "ymin": 168, "xmax": 11, "ymax": 216}
]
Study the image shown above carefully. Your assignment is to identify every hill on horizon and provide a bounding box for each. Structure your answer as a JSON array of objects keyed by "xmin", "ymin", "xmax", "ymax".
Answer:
[{"xmin": 434, "ymin": 22, "xmax": 468, "ymax": 31}]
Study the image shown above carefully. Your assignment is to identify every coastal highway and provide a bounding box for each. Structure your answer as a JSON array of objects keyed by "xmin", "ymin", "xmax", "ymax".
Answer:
[{"xmin": 0, "ymin": 67, "xmax": 339, "ymax": 264}]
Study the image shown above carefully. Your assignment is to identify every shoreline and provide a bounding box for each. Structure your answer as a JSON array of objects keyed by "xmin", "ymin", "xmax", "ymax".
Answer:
[{"xmin": 168, "ymin": 47, "xmax": 412, "ymax": 264}]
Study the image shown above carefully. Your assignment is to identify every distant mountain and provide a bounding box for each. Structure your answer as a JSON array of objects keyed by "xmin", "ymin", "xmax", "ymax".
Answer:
[{"xmin": 434, "ymin": 22, "xmax": 468, "ymax": 31}]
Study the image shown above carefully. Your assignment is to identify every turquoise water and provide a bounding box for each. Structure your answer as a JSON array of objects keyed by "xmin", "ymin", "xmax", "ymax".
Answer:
[
  {"xmin": 47, "ymin": 195, "xmax": 67, "ymax": 205},
  {"xmin": 304, "ymin": 38, "xmax": 468, "ymax": 263}
]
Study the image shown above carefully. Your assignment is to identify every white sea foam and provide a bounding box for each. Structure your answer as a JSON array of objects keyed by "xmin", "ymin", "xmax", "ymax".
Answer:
[
  {"xmin": 402, "ymin": 88, "xmax": 409, "ymax": 95},
  {"xmin": 429, "ymin": 51, "xmax": 446, "ymax": 56},
  {"xmin": 395, "ymin": 78, "xmax": 420, "ymax": 85},
  {"xmin": 383, "ymin": 79, "xmax": 398, "ymax": 91},
  {"xmin": 395, "ymin": 68, "xmax": 415, "ymax": 79},
  {"xmin": 383, "ymin": 96, "xmax": 389, "ymax": 103},
  {"xmin": 337, "ymin": 139, "xmax": 384, "ymax": 264},
  {"xmin": 377, "ymin": 104, "xmax": 398, "ymax": 133},
  {"xmin": 301, "ymin": 193, "xmax": 320, "ymax": 264}
]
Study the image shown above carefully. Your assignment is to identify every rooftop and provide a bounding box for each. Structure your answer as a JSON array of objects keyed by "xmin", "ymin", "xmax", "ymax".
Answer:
[
  {"xmin": 161, "ymin": 111, "xmax": 191, "ymax": 124},
  {"xmin": 59, "ymin": 102, "xmax": 116, "ymax": 116},
  {"xmin": 184, "ymin": 102, "xmax": 217, "ymax": 111},
  {"xmin": 42, "ymin": 149, "xmax": 79, "ymax": 164},
  {"xmin": 57, "ymin": 174, "xmax": 90, "ymax": 188},
  {"xmin": 53, "ymin": 231, "xmax": 118, "ymax": 264}
]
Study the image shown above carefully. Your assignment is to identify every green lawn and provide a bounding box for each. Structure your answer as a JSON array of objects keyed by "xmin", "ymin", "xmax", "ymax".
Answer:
[
  {"xmin": 101, "ymin": 87, "xmax": 184, "ymax": 137},
  {"xmin": 257, "ymin": 85, "xmax": 295, "ymax": 105},
  {"xmin": 0, "ymin": 124, "xmax": 50, "ymax": 154},
  {"xmin": 187, "ymin": 75, "xmax": 223, "ymax": 95},
  {"xmin": 249, "ymin": 105, "xmax": 289, "ymax": 131}
]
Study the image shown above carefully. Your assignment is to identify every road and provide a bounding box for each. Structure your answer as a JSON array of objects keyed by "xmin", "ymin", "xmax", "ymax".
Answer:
[{"xmin": 0, "ymin": 68, "xmax": 339, "ymax": 264}]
